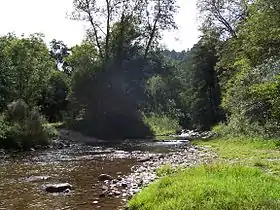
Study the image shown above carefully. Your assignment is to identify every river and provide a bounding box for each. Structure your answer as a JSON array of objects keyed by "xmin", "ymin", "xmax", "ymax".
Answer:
[{"xmin": 0, "ymin": 140, "xmax": 192, "ymax": 210}]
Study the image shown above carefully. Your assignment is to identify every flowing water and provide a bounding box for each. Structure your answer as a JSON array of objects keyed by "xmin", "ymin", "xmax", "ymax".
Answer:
[{"xmin": 0, "ymin": 140, "xmax": 186, "ymax": 210}]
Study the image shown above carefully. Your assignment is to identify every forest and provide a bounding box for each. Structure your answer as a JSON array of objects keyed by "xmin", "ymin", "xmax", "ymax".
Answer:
[{"xmin": 0, "ymin": 0, "xmax": 279, "ymax": 150}]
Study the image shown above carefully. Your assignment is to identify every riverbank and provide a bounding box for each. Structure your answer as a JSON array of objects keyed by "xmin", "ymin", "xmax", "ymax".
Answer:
[
  {"xmin": 98, "ymin": 141, "xmax": 215, "ymax": 208},
  {"xmin": 128, "ymin": 137, "xmax": 280, "ymax": 209},
  {"xmin": 194, "ymin": 137, "xmax": 280, "ymax": 175}
]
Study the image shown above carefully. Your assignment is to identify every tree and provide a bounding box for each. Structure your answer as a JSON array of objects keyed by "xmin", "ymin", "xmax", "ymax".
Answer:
[
  {"xmin": 39, "ymin": 71, "xmax": 70, "ymax": 122},
  {"xmin": 71, "ymin": 0, "xmax": 178, "ymax": 62},
  {"xmin": 0, "ymin": 34, "xmax": 56, "ymax": 107},
  {"xmin": 179, "ymin": 33, "xmax": 223, "ymax": 130},
  {"xmin": 197, "ymin": 0, "xmax": 250, "ymax": 39},
  {"xmin": 199, "ymin": 0, "xmax": 280, "ymax": 136},
  {"xmin": 0, "ymin": 35, "xmax": 14, "ymax": 111},
  {"xmin": 236, "ymin": 0, "xmax": 280, "ymax": 66},
  {"xmin": 221, "ymin": 57, "xmax": 280, "ymax": 137},
  {"xmin": 66, "ymin": 0, "xmax": 179, "ymax": 139}
]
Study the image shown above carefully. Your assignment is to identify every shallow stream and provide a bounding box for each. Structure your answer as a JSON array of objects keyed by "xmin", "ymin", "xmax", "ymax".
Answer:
[{"xmin": 0, "ymin": 140, "xmax": 188, "ymax": 210}]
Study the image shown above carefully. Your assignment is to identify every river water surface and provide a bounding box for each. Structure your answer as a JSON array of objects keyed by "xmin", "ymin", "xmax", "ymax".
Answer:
[{"xmin": 0, "ymin": 141, "xmax": 183, "ymax": 210}]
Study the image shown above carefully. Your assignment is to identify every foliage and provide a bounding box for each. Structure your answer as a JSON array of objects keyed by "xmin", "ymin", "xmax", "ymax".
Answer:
[
  {"xmin": 129, "ymin": 164, "xmax": 280, "ymax": 210},
  {"xmin": 42, "ymin": 123, "xmax": 59, "ymax": 140},
  {"xmin": 0, "ymin": 33, "xmax": 70, "ymax": 128},
  {"xmin": 179, "ymin": 33, "xmax": 223, "ymax": 130},
  {"xmin": 0, "ymin": 114, "xmax": 10, "ymax": 140},
  {"xmin": 39, "ymin": 71, "xmax": 70, "ymax": 122},
  {"xmin": 71, "ymin": 0, "xmax": 178, "ymax": 62},
  {"xmin": 2, "ymin": 0, "xmax": 279, "ymax": 146},
  {"xmin": 0, "ymin": 100, "xmax": 57, "ymax": 150},
  {"xmin": 205, "ymin": 0, "xmax": 280, "ymax": 138},
  {"xmin": 236, "ymin": 0, "xmax": 280, "ymax": 66},
  {"xmin": 143, "ymin": 114, "xmax": 181, "ymax": 136},
  {"xmin": 144, "ymin": 69, "xmax": 182, "ymax": 120},
  {"xmin": 65, "ymin": 17, "xmax": 184, "ymax": 139},
  {"xmin": 222, "ymin": 57, "xmax": 280, "ymax": 137},
  {"xmin": 197, "ymin": 0, "xmax": 250, "ymax": 38},
  {"xmin": 0, "ymin": 34, "xmax": 56, "ymax": 107}
]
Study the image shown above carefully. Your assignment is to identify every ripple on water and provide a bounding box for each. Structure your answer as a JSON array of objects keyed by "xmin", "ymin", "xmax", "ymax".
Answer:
[
  {"xmin": 0, "ymin": 140, "xmax": 194, "ymax": 209},
  {"xmin": 0, "ymin": 145, "xmax": 139, "ymax": 210}
]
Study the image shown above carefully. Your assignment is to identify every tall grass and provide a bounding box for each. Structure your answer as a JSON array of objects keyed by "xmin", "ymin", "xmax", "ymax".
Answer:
[
  {"xmin": 129, "ymin": 164, "xmax": 280, "ymax": 210},
  {"xmin": 194, "ymin": 137, "xmax": 280, "ymax": 175},
  {"xmin": 143, "ymin": 114, "xmax": 181, "ymax": 136}
]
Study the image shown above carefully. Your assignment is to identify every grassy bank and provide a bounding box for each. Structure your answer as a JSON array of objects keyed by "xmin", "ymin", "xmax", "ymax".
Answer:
[
  {"xmin": 143, "ymin": 114, "xmax": 181, "ymax": 136},
  {"xmin": 194, "ymin": 137, "xmax": 280, "ymax": 175},
  {"xmin": 128, "ymin": 137, "xmax": 280, "ymax": 209}
]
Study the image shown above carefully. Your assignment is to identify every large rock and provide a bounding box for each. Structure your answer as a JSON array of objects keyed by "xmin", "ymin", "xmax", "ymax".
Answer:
[
  {"xmin": 98, "ymin": 174, "xmax": 113, "ymax": 181},
  {"xmin": 44, "ymin": 183, "xmax": 72, "ymax": 193}
]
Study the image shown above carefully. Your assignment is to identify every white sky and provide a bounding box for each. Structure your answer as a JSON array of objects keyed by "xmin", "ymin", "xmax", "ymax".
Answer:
[{"xmin": 0, "ymin": 0, "xmax": 200, "ymax": 51}]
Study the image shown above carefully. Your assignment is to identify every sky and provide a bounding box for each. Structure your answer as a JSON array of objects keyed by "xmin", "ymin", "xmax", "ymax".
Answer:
[{"xmin": 0, "ymin": 0, "xmax": 201, "ymax": 52}]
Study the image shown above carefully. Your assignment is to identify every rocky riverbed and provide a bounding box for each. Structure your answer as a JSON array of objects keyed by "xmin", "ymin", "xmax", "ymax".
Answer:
[
  {"xmin": 94, "ymin": 140, "xmax": 216, "ymax": 209},
  {"xmin": 0, "ymin": 135, "xmax": 216, "ymax": 210}
]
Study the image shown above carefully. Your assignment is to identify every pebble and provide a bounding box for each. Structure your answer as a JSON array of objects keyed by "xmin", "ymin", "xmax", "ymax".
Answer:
[
  {"xmin": 121, "ymin": 183, "xmax": 128, "ymax": 188},
  {"xmin": 100, "ymin": 143, "xmax": 215, "ymax": 204},
  {"xmin": 95, "ymin": 140, "xmax": 216, "ymax": 210},
  {"xmin": 114, "ymin": 190, "xmax": 121, "ymax": 196}
]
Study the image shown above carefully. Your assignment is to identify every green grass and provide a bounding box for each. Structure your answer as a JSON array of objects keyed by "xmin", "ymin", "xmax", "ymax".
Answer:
[
  {"xmin": 156, "ymin": 164, "xmax": 180, "ymax": 177},
  {"xmin": 194, "ymin": 137, "xmax": 280, "ymax": 175},
  {"xmin": 129, "ymin": 164, "xmax": 280, "ymax": 210},
  {"xmin": 143, "ymin": 114, "xmax": 181, "ymax": 136},
  {"xmin": 129, "ymin": 137, "xmax": 280, "ymax": 210}
]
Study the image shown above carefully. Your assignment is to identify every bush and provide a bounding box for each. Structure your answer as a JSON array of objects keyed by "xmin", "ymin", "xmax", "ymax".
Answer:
[
  {"xmin": 221, "ymin": 57, "xmax": 280, "ymax": 137},
  {"xmin": 0, "ymin": 99, "xmax": 57, "ymax": 150},
  {"xmin": 43, "ymin": 123, "xmax": 59, "ymax": 139},
  {"xmin": 129, "ymin": 165, "xmax": 280, "ymax": 210},
  {"xmin": 213, "ymin": 118, "xmax": 280, "ymax": 138},
  {"xmin": 143, "ymin": 114, "xmax": 181, "ymax": 136},
  {"xmin": 0, "ymin": 114, "xmax": 10, "ymax": 140}
]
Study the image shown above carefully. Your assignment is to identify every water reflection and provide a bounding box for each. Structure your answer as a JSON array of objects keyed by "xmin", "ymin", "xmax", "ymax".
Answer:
[{"xmin": 0, "ymin": 145, "xmax": 136, "ymax": 210}]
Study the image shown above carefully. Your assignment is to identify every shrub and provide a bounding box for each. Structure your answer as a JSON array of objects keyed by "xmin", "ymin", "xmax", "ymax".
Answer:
[
  {"xmin": 212, "ymin": 123, "xmax": 232, "ymax": 137},
  {"xmin": 43, "ymin": 123, "xmax": 59, "ymax": 139},
  {"xmin": 221, "ymin": 57, "xmax": 280, "ymax": 137},
  {"xmin": 0, "ymin": 99, "xmax": 57, "ymax": 150},
  {"xmin": 213, "ymin": 118, "xmax": 280, "ymax": 138},
  {"xmin": 0, "ymin": 114, "xmax": 10, "ymax": 140}
]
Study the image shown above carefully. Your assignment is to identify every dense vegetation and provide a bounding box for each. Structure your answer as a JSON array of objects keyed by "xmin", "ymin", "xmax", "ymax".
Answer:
[
  {"xmin": 1, "ymin": 0, "xmax": 280, "ymax": 209},
  {"xmin": 199, "ymin": 0, "xmax": 280, "ymax": 137},
  {"xmin": 1, "ymin": 0, "xmax": 279, "ymax": 149},
  {"xmin": 127, "ymin": 1, "xmax": 280, "ymax": 208},
  {"xmin": 0, "ymin": 34, "xmax": 62, "ymax": 149}
]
